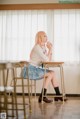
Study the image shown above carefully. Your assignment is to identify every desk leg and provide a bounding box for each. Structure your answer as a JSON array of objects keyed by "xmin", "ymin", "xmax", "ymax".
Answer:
[
  {"xmin": 42, "ymin": 66, "xmax": 47, "ymax": 103},
  {"xmin": 60, "ymin": 65, "xmax": 65, "ymax": 103}
]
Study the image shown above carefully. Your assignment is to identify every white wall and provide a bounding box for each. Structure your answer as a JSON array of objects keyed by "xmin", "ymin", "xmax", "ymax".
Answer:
[
  {"xmin": 64, "ymin": 65, "xmax": 80, "ymax": 94},
  {"xmin": 0, "ymin": 0, "xmax": 58, "ymax": 4},
  {"xmin": 36, "ymin": 65, "xmax": 80, "ymax": 95}
]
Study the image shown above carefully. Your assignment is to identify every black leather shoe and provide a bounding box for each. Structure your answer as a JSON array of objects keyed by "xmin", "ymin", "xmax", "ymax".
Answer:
[
  {"xmin": 54, "ymin": 97, "xmax": 68, "ymax": 101},
  {"xmin": 38, "ymin": 97, "xmax": 53, "ymax": 103}
]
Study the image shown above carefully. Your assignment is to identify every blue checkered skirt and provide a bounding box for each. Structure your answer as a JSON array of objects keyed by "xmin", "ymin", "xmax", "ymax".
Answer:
[{"xmin": 22, "ymin": 64, "xmax": 49, "ymax": 80}]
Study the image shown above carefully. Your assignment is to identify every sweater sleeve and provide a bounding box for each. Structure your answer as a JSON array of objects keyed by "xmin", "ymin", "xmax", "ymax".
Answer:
[{"xmin": 35, "ymin": 45, "xmax": 49, "ymax": 61}]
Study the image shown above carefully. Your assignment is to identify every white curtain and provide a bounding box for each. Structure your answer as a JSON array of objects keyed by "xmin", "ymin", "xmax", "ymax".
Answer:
[
  {"xmin": 0, "ymin": 10, "xmax": 80, "ymax": 63},
  {"xmin": 53, "ymin": 9, "xmax": 80, "ymax": 63}
]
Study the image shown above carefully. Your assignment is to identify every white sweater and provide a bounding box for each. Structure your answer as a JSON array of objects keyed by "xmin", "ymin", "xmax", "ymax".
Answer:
[{"xmin": 30, "ymin": 44, "xmax": 49, "ymax": 66}]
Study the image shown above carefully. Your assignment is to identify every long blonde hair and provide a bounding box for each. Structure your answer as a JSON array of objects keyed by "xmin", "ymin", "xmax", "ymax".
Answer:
[
  {"xmin": 35, "ymin": 31, "xmax": 46, "ymax": 45},
  {"xmin": 30, "ymin": 31, "xmax": 47, "ymax": 59}
]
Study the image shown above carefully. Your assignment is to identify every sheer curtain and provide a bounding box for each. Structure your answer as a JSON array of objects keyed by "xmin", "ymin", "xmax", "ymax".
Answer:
[
  {"xmin": 53, "ymin": 9, "xmax": 80, "ymax": 64},
  {"xmin": 0, "ymin": 10, "xmax": 48, "ymax": 61},
  {"xmin": 0, "ymin": 9, "xmax": 80, "ymax": 63}
]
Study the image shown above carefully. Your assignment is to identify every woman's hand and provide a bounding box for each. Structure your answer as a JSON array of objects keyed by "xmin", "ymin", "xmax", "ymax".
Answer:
[
  {"xmin": 46, "ymin": 42, "xmax": 53, "ymax": 61},
  {"xmin": 46, "ymin": 41, "xmax": 52, "ymax": 50}
]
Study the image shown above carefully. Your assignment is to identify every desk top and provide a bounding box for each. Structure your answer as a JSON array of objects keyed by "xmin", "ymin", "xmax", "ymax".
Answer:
[
  {"xmin": 0, "ymin": 61, "xmax": 64, "ymax": 67},
  {"xmin": 42, "ymin": 61, "xmax": 64, "ymax": 65},
  {"xmin": 0, "ymin": 61, "xmax": 29, "ymax": 69},
  {"xmin": 42, "ymin": 61, "xmax": 64, "ymax": 67},
  {"xmin": 0, "ymin": 60, "xmax": 21, "ymax": 63}
]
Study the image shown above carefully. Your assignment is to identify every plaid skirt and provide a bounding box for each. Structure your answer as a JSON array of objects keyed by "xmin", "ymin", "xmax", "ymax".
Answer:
[{"xmin": 22, "ymin": 64, "xmax": 50, "ymax": 80}]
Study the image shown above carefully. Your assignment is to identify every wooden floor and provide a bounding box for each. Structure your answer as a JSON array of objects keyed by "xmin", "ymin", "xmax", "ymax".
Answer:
[
  {"xmin": 1, "ymin": 96, "xmax": 80, "ymax": 119},
  {"xmin": 27, "ymin": 97, "xmax": 80, "ymax": 119}
]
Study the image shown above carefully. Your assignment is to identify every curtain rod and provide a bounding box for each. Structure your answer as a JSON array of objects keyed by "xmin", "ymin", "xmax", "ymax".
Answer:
[{"xmin": 0, "ymin": 3, "xmax": 80, "ymax": 10}]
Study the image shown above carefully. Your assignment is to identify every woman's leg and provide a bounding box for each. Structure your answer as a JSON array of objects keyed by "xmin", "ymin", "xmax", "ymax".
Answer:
[
  {"xmin": 50, "ymin": 71, "xmax": 59, "ymax": 87},
  {"xmin": 43, "ymin": 72, "xmax": 54, "ymax": 89},
  {"xmin": 50, "ymin": 71, "xmax": 67, "ymax": 101},
  {"xmin": 50, "ymin": 71, "xmax": 61, "ymax": 95},
  {"xmin": 38, "ymin": 72, "xmax": 53, "ymax": 103}
]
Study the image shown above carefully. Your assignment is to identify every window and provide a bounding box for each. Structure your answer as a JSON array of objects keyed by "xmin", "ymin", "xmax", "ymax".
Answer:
[
  {"xmin": 0, "ymin": 10, "xmax": 80, "ymax": 63},
  {"xmin": 53, "ymin": 10, "xmax": 80, "ymax": 63}
]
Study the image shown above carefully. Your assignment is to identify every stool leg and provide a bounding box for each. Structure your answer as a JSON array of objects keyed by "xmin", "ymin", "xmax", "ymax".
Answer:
[
  {"xmin": 22, "ymin": 77, "xmax": 26, "ymax": 118},
  {"xmin": 5, "ymin": 69, "xmax": 9, "ymax": 87},
  {"xmin": 10, "ymin": 67, "xmax": 17, "ymax": 87},
  {"xmin": 7, "ymin": 69, "xmax": 15, "ymax": 118},
  {"xmin": 6, "ymin": 68, "xmax": 15, "ymax": 118},
  {"xmin": 34, "ymin": 80, "xmax": 36, "ymax": 98},
  {"xmin": 31, "ymin": 80, "xmax": 32, "ymax": 97},
  {"xmin": 3, "ymin": 70, "xmax": 7, "ymax": 118},
  {"xmin": 27, "ymin": 78, "xmax": 32, "ymax": 113},
  {"xmin": 12, "ymin": 68, "xmax": 18, "ymax": 118},
  {"xmin": 12, "ymin": 92, "xmax": 14, "ymax": 118}
]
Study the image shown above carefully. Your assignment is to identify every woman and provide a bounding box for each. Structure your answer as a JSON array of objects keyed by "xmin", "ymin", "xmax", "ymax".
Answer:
[{"xmin": 23, "ymin": 31, "xmax": 67, "ymax": 103}]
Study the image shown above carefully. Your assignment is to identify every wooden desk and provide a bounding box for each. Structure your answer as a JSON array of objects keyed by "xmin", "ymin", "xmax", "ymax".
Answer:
[{"xmin": 42, "ymin": 61, "xmax": 66, "ymax": 103}]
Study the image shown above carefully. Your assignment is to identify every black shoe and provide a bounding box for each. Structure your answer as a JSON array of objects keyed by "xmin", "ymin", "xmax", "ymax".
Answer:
[
  {"xmin": 38, "ymin": 97, "xmax": 53, "ymax": 103},
  {"xmin": 54, "ymin": 97, "xmax": 68, "ymax": 101}
]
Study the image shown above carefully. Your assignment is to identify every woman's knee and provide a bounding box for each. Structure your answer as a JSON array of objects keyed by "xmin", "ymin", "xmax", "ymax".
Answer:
[
  {"xmin": 45, "ymin": 72, "xmax": 52, "ymax": 79},
  {"xmin": 50, "ymin": 71, "xmax": 55, "ymax": 75}
]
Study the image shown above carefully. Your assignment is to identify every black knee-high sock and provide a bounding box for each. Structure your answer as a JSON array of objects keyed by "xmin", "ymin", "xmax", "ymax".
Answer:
[
  {"xmin": 54, "ymin": 87, "xmax": 61, "ymax": 95},
  {"xmin": 40, "ymin": 88, "xmax": 47, "ymax": 97}
]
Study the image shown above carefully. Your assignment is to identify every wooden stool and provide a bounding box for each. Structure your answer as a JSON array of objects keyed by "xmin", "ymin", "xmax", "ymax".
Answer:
[
  {"xmin": 11, "ymin": 62, "xmax": 32, "ymax": 119},
  {"xmin": 0, "ymin": 63, "xmax": 15, "ymax": 118}
]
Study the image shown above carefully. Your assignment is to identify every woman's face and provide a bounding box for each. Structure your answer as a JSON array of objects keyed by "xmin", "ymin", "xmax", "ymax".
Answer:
[{"xmin": 40, "ymin": 33, "xmax": 47, "ymax": 46}]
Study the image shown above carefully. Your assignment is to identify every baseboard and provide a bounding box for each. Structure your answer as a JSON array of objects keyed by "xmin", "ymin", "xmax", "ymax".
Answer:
[{"xmin": 15, "ymin": 93, "xmax": 80, "ymax": 97}]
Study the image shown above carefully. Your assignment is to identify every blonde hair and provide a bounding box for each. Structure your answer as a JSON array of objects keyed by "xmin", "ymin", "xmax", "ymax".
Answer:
[{"xmin": 35, "ymin": 31, "xmax": 46, "ymax": 44}]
